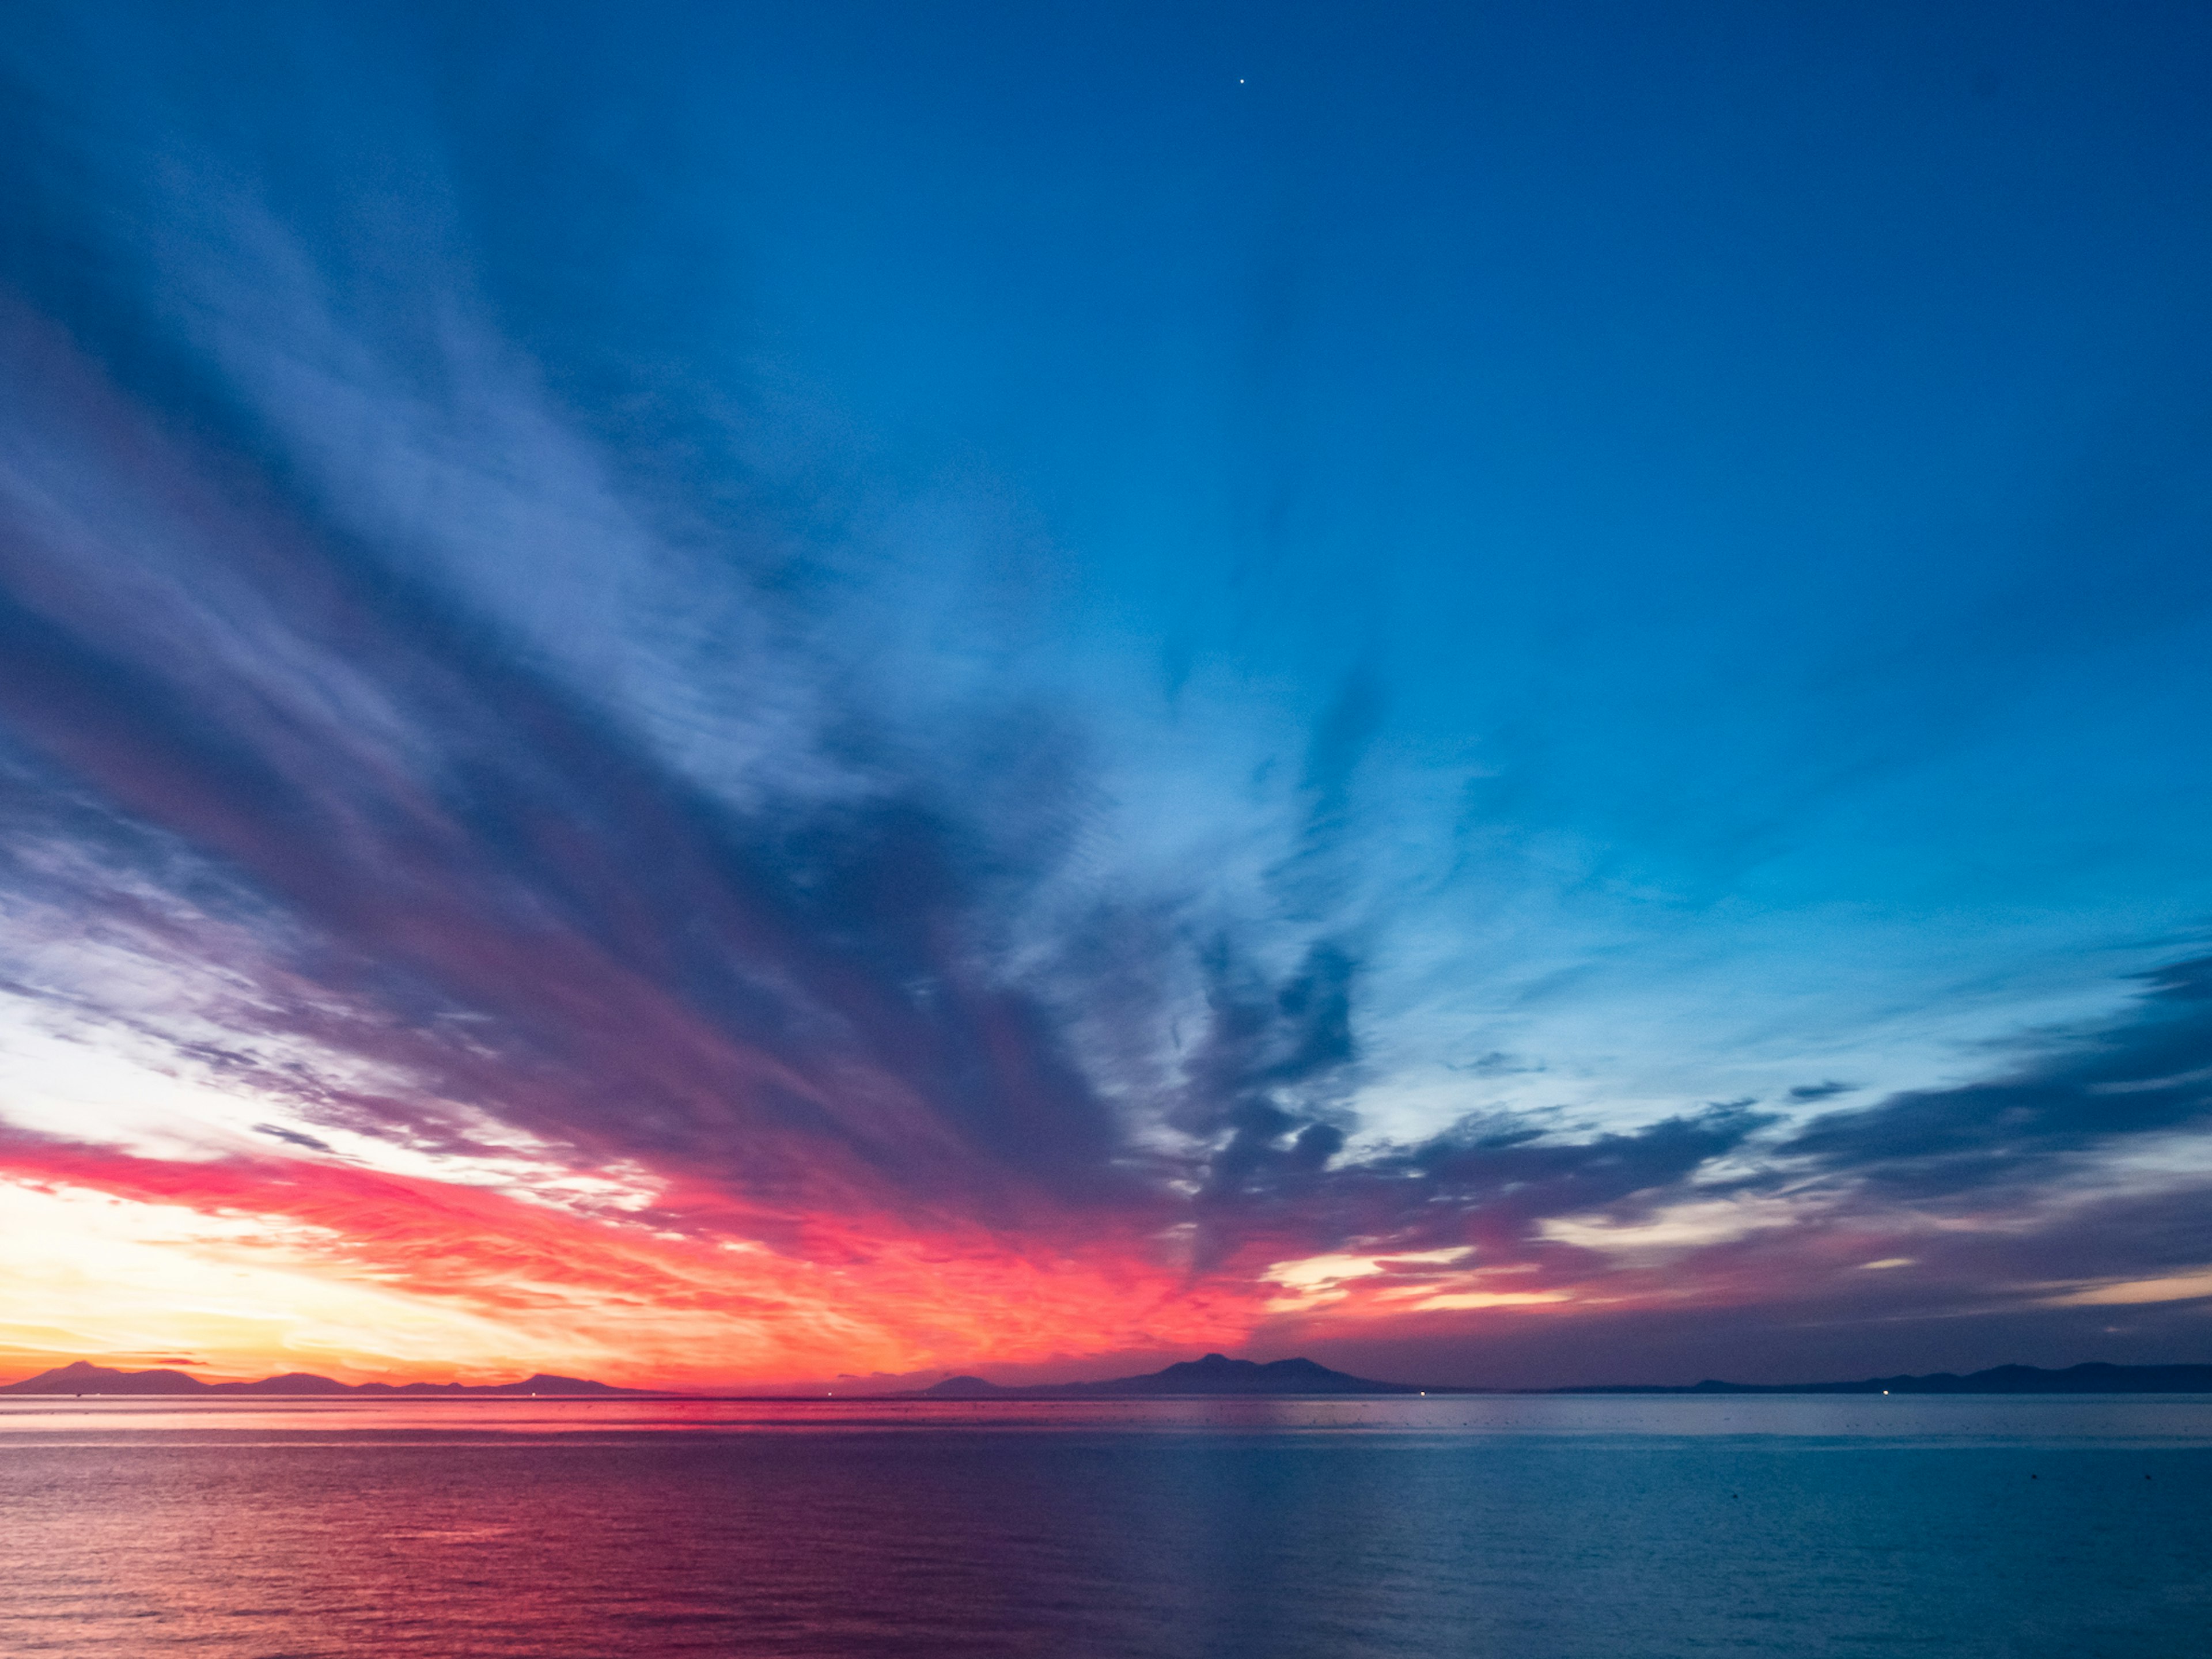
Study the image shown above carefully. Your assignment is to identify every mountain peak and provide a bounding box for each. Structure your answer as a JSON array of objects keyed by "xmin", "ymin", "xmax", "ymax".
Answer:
[
  {"xmin": 920, "ymin": 1354, "xmax": 1418, "ymax": 1398},
  {"xmin": 1, "ymin": 1362, "xmax": 642, "ymax": 1396},
  {"xmin": 3, "ymin": 1361, "xmax": 209, "ymax": 1395}
]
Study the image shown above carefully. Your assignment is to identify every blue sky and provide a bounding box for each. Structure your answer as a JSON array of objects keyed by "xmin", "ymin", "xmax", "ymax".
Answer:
[{"xmin": 1, "ymin": 1, "xmax": 2210, "ymax": 1385}]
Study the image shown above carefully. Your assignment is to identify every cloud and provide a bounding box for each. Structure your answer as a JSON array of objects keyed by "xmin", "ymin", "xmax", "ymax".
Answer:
[
  {"xmin": 9, "ymin": 241, "xmax": 2212, "ymax": 1382},
  {"xmin": 1176, "ymin": 938, "xmax": 1360, "ymax": 1204},
  {"xmin": 2041, "ymin": 1270, "xmax": 2212, "ymax": 1308},
  {"xmin": 1778, "ymin": 954, "xmax": 2212, "ymax": 1199},
  {"xmin": 0, "ymin": 296, "xmax": 1162, "ymax": 1227},
  {"xmin": 1537, "ymin": 1194, "xmax": 1806, "ymax": 1263},
  {"xmin": 1193, "ymin": 1101, "xmax": 1774, "ymax": 1284}
]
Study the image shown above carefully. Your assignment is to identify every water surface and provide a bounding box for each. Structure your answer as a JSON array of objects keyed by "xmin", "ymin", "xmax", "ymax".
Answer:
[{"xmin": 4, "ymin": 1395, "xmax": 2206, "ymax": 1656}]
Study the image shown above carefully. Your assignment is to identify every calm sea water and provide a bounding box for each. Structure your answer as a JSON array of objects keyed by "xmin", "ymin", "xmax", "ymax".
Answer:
[{"xmin": 3, "ymin": 1394, "xmax": 2208, "ymax": 1657}]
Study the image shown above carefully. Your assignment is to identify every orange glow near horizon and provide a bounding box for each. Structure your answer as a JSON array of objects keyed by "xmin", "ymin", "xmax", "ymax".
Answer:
[
  {"xmin": 3, "ymin": 1128, "xmax": 1787, "ymax": 1392},
  {"xmin": 0, "ymin": 1138, "xmax": 1298, "ymax": 1389},
  {"xmin": 7, "ymin": 1119, "xmax": 1755, "ymax": 1390}
]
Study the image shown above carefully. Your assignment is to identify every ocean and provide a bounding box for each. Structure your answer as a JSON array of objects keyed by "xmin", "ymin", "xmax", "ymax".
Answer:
[{"xmin": 3, "ymin": 1395, "xmax": 2207, "ymax": 1657}]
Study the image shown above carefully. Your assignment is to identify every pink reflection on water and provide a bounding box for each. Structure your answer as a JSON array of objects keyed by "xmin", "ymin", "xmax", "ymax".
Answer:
[
  {"xmin": 5, "ymin": 1393, "xmax": 2212, "ymax": 1442},
  {"xmin": 4, "ymin": 1395, "xmax": 2211, "ymax": 1657}
]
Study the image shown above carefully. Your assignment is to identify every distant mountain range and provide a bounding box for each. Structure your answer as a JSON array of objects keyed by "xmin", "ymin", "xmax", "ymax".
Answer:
[
  {"xmin": 7, "ymin": 1355, "xmax": 2209, "ymax": 1399},
  {"xmin": 1573, "ymin": 1362, "xmax": 2212, "ymax": 1395},
  {"xmin": 922, "ymin": 1353, "xmax": 1420, "ymax": 1397},
  {"xmin": 921, "ymin": 1355, "xmax": 2212, "ymax": 1398},
  {"xmin": 0, "ymin": 1361, "xmax": 640, "ymax": 1396}
]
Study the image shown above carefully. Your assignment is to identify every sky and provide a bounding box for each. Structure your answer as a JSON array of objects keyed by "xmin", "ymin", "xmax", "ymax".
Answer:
[{"xmin": 2, "ymin": 1, "xmax": 2210, "ymax": 1390}]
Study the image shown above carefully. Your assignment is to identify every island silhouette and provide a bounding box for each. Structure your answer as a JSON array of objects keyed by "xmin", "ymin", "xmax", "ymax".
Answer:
[
  {"xmin": 0, "ymin": 1361, "xmax": 639, "ymax": 1396},
  {"xmin": 5, "ymin": 1354, "xmax": 2209, "ymax": 1397},
  {"xmin": 919, "ymin": 1353, "xmax": 1419, "ymax": 1396},
  {"xmin": 915, "ymin": 1356, "xmax": 2212, "ymax": 1397}
]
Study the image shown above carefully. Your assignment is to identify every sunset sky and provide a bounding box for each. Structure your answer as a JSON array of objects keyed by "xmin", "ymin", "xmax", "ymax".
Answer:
[{"xmin": 3, "ymin": 1, "xmax": 2211, "ymax": 1390}]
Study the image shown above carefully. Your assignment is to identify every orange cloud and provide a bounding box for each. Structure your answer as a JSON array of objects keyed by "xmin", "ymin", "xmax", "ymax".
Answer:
[{"xmin": 0, "ymin": 1136, "xmax": 1265, "ymax": 1387}]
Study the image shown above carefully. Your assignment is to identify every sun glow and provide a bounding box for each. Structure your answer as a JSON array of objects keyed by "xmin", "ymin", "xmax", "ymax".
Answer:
[{"xmin": 0, "ymin": 1147, "xmax": 1267, "ymax": 1387}]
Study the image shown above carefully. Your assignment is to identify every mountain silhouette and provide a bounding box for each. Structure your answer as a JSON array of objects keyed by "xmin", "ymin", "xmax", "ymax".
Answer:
[
  {"xmin": 0, "ymin": 1361, "xmax": 641, "ymax": 1396},
  {"xmin": 922, "ymin": 1353, "xmax": 1420, "ymax": 1397},
  {"xmin": 1, "ymin": 1361, "xmax": 210, "ymax": 1395},
  {"xmin": 920, "ymin": 1354, "xmax": 2212, "ymax": 1399},
  {"xmin": 1599, "ymin": 1361, "xmax": 2212, "ymax": 1395},
  {"xmin": 13, "ymin": 1355, "xmax": 2204, "ymax": 1400}
]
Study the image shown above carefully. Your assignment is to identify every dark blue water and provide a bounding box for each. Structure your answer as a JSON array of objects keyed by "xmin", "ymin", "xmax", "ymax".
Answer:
[{"xmin": 3, "ymin": 1396, "xmax": 2208, "ymax": 1656}]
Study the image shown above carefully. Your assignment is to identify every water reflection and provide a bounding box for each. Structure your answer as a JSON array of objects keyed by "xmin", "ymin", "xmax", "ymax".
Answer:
[
  {"xmin": 5, "ymin": 1391, "xmax": 2212, "ymax": 1442},
  {"xmin": 3, "ymin": 1396, "xmax": 2209, "ymax": 1657}
]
